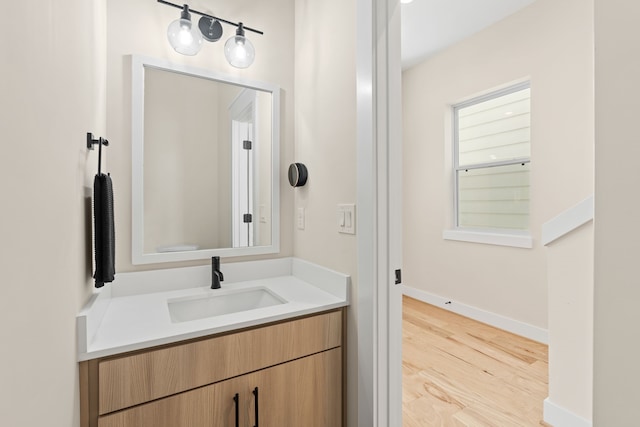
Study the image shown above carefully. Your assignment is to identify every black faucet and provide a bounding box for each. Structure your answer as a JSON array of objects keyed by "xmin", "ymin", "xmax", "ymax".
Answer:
[{"xmin": 211, "ymin": 256, "xmax": 224, "ymax": 289}]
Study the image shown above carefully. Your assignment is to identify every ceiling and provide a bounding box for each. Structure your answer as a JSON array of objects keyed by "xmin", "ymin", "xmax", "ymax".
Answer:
[{"xmin": 401, "ymin": 0, "xmax": 536, "ymax": 69}]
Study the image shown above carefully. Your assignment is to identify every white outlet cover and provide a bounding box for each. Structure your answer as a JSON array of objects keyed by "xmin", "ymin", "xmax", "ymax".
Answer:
[{"xmin": 297, "ymin": 207, "xmax": 305, "ymax": 230}]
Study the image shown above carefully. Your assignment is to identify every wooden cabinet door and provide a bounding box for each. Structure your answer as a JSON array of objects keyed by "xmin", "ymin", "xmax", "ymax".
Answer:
[
  {"xmin": 96, "ymin": 311, "xmax": 342, "ymax": 415},
  {"xmin": 246, "ymin": 348, "xmax": 342, "ymax": 427},
  {"xmin": 97, "ymin": 348, "xmax": 342, "ymax": 427},
  {"xmin": 98, "ymin": 374, "xmax": 247, "ymax": 427}
]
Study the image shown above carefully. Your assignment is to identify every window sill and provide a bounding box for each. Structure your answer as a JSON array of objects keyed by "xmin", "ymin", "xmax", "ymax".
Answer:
[{"xmin": 442, "ymin": 229, "xmax": 533, "ymax": 249}]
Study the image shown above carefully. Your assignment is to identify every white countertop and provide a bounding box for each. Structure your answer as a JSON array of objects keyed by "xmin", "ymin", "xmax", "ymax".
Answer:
[{"xmin": 77, "ymin": 258, "xmax": 350, "ymax": 361}]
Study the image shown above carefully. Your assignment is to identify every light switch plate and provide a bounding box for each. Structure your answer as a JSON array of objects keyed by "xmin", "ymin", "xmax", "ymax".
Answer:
[{"xmin": 337, "ymin": 204, "xmax": 356, "ymax": 234}]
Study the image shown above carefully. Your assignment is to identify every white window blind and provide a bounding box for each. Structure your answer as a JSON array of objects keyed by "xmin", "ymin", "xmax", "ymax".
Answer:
[{"xmin": 454, "ymin": 84, "xmax": 531, "ymax": 231}]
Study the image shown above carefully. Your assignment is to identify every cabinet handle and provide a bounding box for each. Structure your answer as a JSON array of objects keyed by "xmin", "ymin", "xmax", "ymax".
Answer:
[
  {"xmin": 233, "ymin": 393, "xmax": 239, "ymax": 427},
  {"xmin": 252, "ymin": 387, "xmax": 259, "ymax": 427}
]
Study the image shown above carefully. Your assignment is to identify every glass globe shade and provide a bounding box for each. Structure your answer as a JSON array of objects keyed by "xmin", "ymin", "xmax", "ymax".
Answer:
[
  {"xmin": 167, "ymin": 18, "xmax": 202, "ymax": 56},
  {"xmin": 224, "ymin": 34, "xmax": 255, "ymax": 68}
]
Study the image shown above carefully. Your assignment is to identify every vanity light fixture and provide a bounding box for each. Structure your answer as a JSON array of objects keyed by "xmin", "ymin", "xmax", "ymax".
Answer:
[
  {"xmin": 158, "ymin": 0, "xmax": 262, "ymax": 68},
  {"xmin": 224, "ymin": 23, "xmax": 255, "ymax": 69},
  {"xmin": 166, "ymin": 4, "xmax": 202, "ymax": 55}
]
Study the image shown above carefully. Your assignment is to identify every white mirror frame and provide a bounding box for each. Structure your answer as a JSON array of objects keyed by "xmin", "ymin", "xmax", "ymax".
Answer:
[{"xmin": 131, "ymin": 54, "xmax": 280, "ymax": 264}]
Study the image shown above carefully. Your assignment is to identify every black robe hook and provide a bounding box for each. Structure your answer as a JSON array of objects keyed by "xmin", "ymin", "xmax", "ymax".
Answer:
[{"xmin": 87, "ymin": 132, "xmax": 110, "ymax": 175}]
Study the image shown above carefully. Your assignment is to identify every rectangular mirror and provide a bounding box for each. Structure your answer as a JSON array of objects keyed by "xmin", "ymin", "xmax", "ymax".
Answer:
[{"xmin": 131, "ymin": 55, "xmax": 280, "ymax": 264}]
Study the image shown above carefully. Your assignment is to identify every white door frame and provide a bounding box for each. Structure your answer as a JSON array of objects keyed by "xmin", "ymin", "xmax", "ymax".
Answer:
[
  {"xmin": 356, "ymin": 0, "xmax": 403, "ymax": 425},
  {"xmin": 386, "ymin": 1, "xmax": 404, "ymax": 425}
]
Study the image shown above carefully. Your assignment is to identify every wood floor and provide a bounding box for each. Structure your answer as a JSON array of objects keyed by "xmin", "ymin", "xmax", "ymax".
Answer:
[{"xmin": 402, "ymin": 296, "xmax": 549, "ymax": 426}]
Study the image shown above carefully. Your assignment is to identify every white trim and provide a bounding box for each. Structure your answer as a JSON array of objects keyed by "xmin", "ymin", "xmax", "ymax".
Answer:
[
  {"xmin": 542, "ymin": 195, "xmax": 594, "ymax": 246},
  {"xmin": 443, "ymin": 229, "xmax": 533, "ymax": 248},
  {"xmin": 544, "ymin": 398, "xmax": 592, "ymax": 427},
  {"xmin": 454, "ymin": 81, "xmax": 531, "ymax": 110},
  {"xmin": 358, "ymin": 0, "xmax": 403, "ymax": 425},
  {"xmin": 401, "ymin": 285, "xmax": 548, "ymax": 344},
  {"xmin": 386, "ymin": 0, "xmax": 404, "ymax": 424},
  {"xmin": 356, "ymin": 0, "xmax": 377, "ymax": 424}
]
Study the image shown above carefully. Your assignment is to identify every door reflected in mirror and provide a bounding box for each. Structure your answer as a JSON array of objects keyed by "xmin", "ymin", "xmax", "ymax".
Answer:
[{"xmin": 132, "ymin": 55, "xmax": 280, "ymax": 264}]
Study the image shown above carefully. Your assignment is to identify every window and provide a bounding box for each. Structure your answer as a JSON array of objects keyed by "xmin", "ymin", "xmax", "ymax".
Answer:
[{"xmin": 448, "ymin": 83, "xmax": 531, "ymax": 246}]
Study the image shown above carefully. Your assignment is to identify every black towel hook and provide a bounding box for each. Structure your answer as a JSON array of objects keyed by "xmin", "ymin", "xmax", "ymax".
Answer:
[{"xmin": 87, "ymin": 132, "xmax": 110, "ymax": 175}]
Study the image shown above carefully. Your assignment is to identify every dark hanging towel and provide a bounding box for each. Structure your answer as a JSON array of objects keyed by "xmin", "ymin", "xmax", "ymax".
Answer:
[{"xmin": 93, "ymin": 173, "xmax": 115, "ymax": 288}]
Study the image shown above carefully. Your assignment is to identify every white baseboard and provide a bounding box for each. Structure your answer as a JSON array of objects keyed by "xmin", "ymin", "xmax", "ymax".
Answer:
[
  {"xmin": 401, "ymin": 285, "xmax": 549, "ymax": 344},
  {"xmin": 544, "ymin": 398, "xmax": 592, "ymax": 427}
]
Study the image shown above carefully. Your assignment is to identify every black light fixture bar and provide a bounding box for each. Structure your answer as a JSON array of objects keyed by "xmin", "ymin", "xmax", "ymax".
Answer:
[{"xmin": 157, "ymin": 0, "xmax": 264, "ymax": 35}]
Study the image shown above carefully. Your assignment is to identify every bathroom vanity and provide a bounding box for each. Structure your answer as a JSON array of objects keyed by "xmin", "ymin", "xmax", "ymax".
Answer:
[{"xmin": 78, "ymin": 258, "xmax": 349, "ymax": 427}]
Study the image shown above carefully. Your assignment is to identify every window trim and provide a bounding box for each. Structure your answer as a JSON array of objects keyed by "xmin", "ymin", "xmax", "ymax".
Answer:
[{"xmin": 449, "ymin": 82, "xmax": 531, "ymax": 246}]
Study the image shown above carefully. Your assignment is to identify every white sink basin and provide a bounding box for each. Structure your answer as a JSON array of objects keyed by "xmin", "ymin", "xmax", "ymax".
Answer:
[{"xmin": 167, "ymin": 287, "xmax": 287, "ymax": 323}]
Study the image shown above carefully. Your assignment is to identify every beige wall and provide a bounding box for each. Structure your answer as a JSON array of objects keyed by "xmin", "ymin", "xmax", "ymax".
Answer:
[
  {"xmin": 547, "ymin": 222, "xmax": 593, "ymax": 421},
  {"xmin": 107, "ymin": 0, "xmax": 295, "ymax": 271},
  {"xmin": 594, "ymin": 0, "xmax": 640, "ymax": 423},
  {"xmin": 0, "ymin": 1, "xmax": 106, "ymax": 426},
  {"xmin": 402, "ymin": 0, "xmax": 594, "ymax": 329},
  {"xmin": 256, "ymin": 91, "xmax": 274, "ymax": 246},
  {"xmin": 293, "ymin": 0, "xmax": 358, "ymax": 424},
  {"xmin": 143, "ymin": 68, "xmax": 222, "ymax": 251}
]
